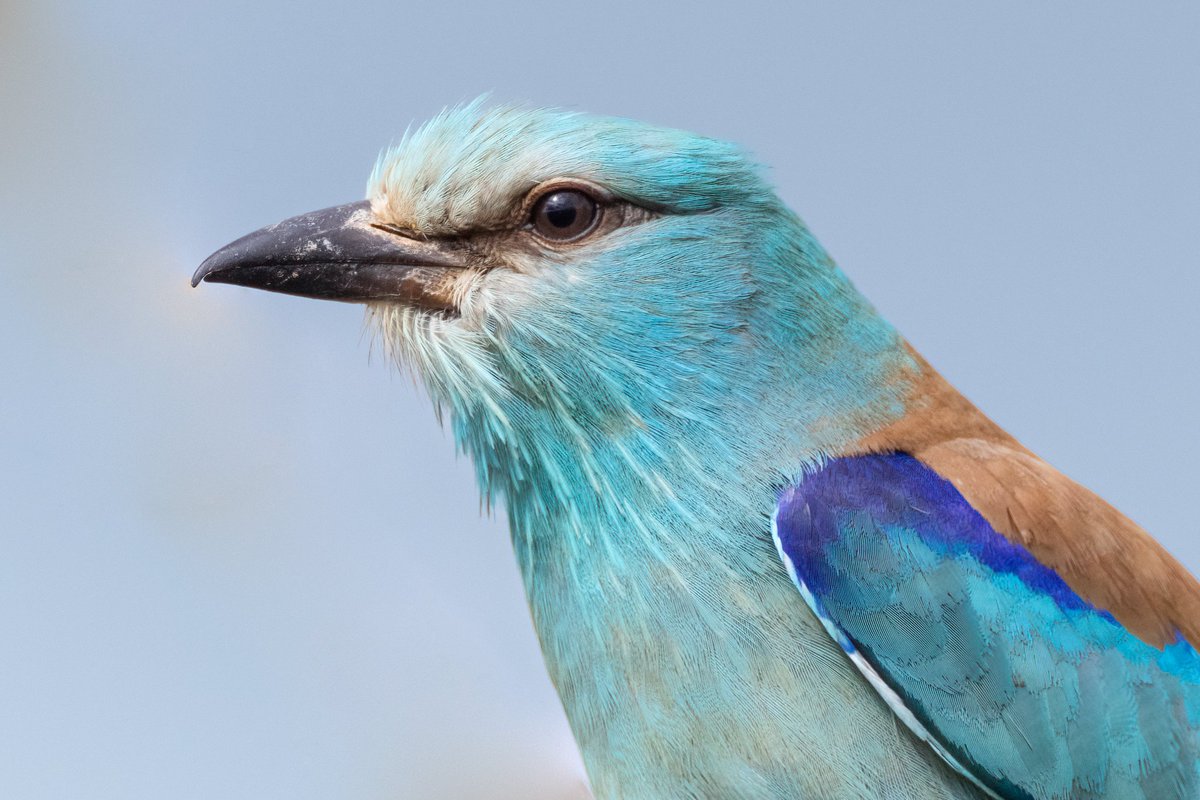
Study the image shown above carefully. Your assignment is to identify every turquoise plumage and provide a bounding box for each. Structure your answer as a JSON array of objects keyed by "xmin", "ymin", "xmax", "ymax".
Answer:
[{"xmin": 193, "ymin": 100, "xmax": 1200, "ymax": 799}]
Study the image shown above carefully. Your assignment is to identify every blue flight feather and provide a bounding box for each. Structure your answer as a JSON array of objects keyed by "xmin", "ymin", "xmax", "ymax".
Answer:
[{"xmin": 774, "ymin": 453, "xmax": 1200, "ymax": 800}]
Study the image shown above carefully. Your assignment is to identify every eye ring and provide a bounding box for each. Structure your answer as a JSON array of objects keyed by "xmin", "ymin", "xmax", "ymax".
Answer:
[{"xmin": 529, "ymin": 188, "xmax": 601, "ymax": 242}]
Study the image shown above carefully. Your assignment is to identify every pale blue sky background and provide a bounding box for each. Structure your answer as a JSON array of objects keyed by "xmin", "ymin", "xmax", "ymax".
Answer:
[{"xmin": 1, "ymin": 2, "xmax": 1197, "ymax": 798}]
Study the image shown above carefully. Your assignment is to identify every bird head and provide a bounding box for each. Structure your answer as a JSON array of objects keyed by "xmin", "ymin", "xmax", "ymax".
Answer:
[{"xmin": 194, "ymin": 101, "xmax": 914, "ymax": 530}]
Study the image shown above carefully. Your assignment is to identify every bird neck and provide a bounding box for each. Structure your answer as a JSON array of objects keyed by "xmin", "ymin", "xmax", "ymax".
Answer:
[{"xmin": 475, "ymin": 249, "xmax": 927, "ymax": 793}]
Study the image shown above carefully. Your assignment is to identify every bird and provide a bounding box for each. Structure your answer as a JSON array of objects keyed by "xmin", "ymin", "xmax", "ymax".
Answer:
[{"xmin": 192, "ymin": 100, "xmax": 1200, "ymax": 800}]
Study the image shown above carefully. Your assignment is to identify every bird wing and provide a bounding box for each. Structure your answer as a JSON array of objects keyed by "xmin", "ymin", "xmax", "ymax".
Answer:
[{"xmin": 772, "ymin": 449, "xmax": 1200, "ymax": 800}]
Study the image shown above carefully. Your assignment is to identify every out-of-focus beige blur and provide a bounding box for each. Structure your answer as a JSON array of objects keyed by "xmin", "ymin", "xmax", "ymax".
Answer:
[{"xmin": 0, "ymin": 2, "xmax": 1195, "ymax": 798}]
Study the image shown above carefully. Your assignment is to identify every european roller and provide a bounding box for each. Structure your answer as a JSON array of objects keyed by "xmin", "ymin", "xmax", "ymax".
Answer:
[{"xmin": 193, "ymin": 102, "xmax": 1200, "ymax": 800}]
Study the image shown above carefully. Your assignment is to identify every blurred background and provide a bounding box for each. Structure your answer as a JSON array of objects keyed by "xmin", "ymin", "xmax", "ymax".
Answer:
[{"xmin": 1, "ymin": 2, "xmax": 1197, "ymax": 798}]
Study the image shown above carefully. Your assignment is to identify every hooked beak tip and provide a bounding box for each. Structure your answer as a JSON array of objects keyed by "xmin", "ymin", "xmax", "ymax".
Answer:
[{"xmin": 190, "ymin": 259, "xmax": 215, "ymax": 288}]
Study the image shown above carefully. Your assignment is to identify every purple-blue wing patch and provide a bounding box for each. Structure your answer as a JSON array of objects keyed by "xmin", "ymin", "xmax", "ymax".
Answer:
[{"xmin": 773, "ymin": 453, "xmax": 1200, "ymax": 800}]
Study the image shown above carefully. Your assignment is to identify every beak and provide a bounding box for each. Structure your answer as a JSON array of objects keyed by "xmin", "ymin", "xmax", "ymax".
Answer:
[{"xmin": 192, "ymin": 200, "xmax": 464, "ymax": 312}]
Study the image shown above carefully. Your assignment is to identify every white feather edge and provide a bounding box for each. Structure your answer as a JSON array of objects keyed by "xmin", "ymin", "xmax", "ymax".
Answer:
[{"xmin": 770, "ymin": 509, "xmax": 1003, "ymax": 800}]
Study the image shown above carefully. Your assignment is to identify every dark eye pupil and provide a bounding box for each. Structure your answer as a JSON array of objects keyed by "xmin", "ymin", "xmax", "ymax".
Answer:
[
  {"xmin": 544, "ymin": 198, "xmax": 578, "ymax": 229},
  {"xmin": 532, "ymin": 190, "xmax": 598, "ymax": 240}
]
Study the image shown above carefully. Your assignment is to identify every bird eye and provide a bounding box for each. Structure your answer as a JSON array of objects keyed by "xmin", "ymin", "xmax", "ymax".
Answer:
[{"xmin": 531, "ymin": 189, "xmax": 600, "ymax": 241}]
